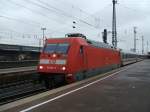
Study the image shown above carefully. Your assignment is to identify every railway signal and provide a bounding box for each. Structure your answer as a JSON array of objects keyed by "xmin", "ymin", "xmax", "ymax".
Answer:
[
  {"xmin": 102, "ymin": 29, "xmax": 108, "ymax": 44},
  {"xmin": 72, "ymin": 21, "xmax": 76, "ymax": 29}
]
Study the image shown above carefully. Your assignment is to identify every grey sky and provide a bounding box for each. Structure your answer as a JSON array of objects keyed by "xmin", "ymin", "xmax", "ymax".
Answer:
[{"xmin": 0, "ymin": 0, "xmax": 149, "ymax": 53}]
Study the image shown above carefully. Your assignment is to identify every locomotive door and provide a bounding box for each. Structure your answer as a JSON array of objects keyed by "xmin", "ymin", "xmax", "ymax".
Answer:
[{"xmin": 82, "ymin": 46, "xmax": 88, "ymax": 71}]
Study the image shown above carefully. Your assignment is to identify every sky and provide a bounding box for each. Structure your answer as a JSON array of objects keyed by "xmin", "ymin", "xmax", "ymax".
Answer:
[{"xmin": 0, "ymin": 0, "xmax": 149, "ymax": 53}]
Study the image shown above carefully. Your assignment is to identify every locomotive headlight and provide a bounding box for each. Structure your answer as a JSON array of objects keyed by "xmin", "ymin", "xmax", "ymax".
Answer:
[
  {"xmin": 52, "ymin": 53, "xmax": 57, "ymax": 58},
  {"xmin": 39, "ymin": 65, "xmax": 43, "ymax": 69},
  {"xmin": 62, "ymin": 66, "xmax": 66, "ymax": 71}
]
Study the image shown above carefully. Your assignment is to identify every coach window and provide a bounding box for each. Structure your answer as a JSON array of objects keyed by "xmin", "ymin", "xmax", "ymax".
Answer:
[{"xmin": 80, "ymin": 46, "xmax": 83, "ymax": 54}]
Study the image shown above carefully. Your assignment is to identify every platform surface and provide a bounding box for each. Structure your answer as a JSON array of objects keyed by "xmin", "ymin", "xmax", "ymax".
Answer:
[
  {"xmin": 2, "ymin": 60, "xmax": 150, "ymax": 112},
  {"xmin": 0, "ymin": 66, "xmax": 36, "ymax": 74}
]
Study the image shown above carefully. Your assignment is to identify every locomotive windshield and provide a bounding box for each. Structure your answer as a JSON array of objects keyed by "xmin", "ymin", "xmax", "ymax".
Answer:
[{"xmin": 44, "ymin": 43, "xmax": 69, "ymax": 54}]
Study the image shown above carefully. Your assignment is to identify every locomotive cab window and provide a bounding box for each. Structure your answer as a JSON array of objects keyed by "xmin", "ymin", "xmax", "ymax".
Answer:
[{"xmin": 44, "ymin": 43, "xmax": 69, "ymax": 54}]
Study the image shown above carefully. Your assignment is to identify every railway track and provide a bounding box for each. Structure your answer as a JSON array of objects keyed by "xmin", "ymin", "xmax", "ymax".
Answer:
[
  {"xmin": 0, "ymin": 69, "xmax": 65, "ymax": 105},
  {"xmin": 0, "ymin": 78, "xmax": 65, "ymax": 105},
  {"xmin": 0, "ymin": 80, "xmax": 46, "ymax": 105},
  {"xmin": 0, "ymin": 60, "xmax": 143, "ymax": 105},
  {"xmin": 0, "ymin": 60, "xmax": 38, "ymax": 69},
  {"xmin": 0, "ymin": 66, "xmax": 45, "ymax": 105}
]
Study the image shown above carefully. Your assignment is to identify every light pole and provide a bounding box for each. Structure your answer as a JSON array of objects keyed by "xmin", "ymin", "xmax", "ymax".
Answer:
[
  {"xmin": 141, "ymin": 36, "xmax": 144, "ymax": 54},
  {"xmin": 133, "ymin": 27, "xmax": 137, "ymax": 52},
  {"xmin": 147, "ymin": 41, "xmax": 149, "ymax": 53},
  {"xmin": 39, "ymin": 38, "xmax": 42, "ymax": 52},
  {"xmin": 41, "ymin": 27, "xmax": 46, "ymax": 46}
]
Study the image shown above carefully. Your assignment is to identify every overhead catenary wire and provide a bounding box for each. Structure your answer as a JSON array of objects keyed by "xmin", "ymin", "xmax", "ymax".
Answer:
[
  {"xmin": 51, "ymin": 0, "xmax": 99, "ymax": 20},
  {"xmin": 35, "ymin": 0, "xmax": 98, "ymax": 28},
  {"xmin": 1, "ymin": 0, "xmax": 114, "ymax": 44},
  {"xmin": 25, "ymin": 0, "xmax": 99, "ymax": 29},
  {"xmin": 118, "ymin": 3, "xmax": 150, "ymax": 18},
  {"xmin": 5, "ymin": 0, "xmax": 98, "ymax": 38},
  {"xmin": 3, "ymin": 0, "xmax": 112, "ymax": 36},
  {"xmin": 0, "ymin": 0, "xmax": 112, "ymax": 45},
  {"xmin": 55, "ymin": 0, "xmax": 113, "ymax": 30},
  {"xmin": 0, "ymin": 15, "xmax": 41, "ymax": 27},
  {"xmin": 34, "ymin": 0, "xmax": 112, "ymax": 36},
  {"xmin": 0, "ymin": 0, "xmax": 57, "ymax": 32},
  {"xmin": 5, "ymin": 0, "xmax": 73, "ymax": 34},
  {"xmin": 7, "ymin": 0, "xmax": 71, "ymax": 27},
  {"xmin": 5, "ymin": 0, "xmax": 82, "ymax": 36}
]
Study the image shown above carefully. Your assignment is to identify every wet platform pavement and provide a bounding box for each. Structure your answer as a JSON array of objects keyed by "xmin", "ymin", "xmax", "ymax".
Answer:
[
  {"xmin": 2, "ymin": 60, "xmax": 150, "ymax": 112},
  {"xmin": 0, "ymin": 66, "xmax": 36, "ymax": 74}
]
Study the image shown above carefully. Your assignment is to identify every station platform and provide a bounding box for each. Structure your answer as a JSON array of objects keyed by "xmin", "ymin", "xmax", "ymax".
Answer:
[
  {"xmin": 0, "ymin": 66, "xmax": 36, "ymax": 75},
  {"xmin": 1, "ymin": 60, "xmax": 150, "ymax": 112}
]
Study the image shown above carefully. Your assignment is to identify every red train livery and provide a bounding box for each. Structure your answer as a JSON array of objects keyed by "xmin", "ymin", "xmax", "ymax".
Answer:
[{"xmin": 37, "ymin": 33, "xmax": 121, "ymax": 88}]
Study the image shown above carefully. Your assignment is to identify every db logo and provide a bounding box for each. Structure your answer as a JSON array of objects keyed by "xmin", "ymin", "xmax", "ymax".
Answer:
[{"xmin": 49, "ymin": 60, "xmax": 56, "ymax": 64}]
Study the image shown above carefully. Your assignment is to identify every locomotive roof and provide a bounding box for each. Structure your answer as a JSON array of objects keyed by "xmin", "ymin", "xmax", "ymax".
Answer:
[
  {"xmin": 65, "ymin": 33, "xmax": 115, "ymax": 50},
  {"xmin": 86, "ymin": 39, "xmax": 114, "ymax": 49},
  {"xmin": 120, "ymin": 49, "xmax": 137, "ymax": 55},
  {"xmin": 47, "ymin": 33, "xmax": 116, "ymax": 50}
]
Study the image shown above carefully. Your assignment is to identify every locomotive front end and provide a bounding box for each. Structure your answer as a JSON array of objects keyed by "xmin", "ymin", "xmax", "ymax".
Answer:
[{"xmin": 38, "ymin": 43, "xmax": 69, "ymax": 74}]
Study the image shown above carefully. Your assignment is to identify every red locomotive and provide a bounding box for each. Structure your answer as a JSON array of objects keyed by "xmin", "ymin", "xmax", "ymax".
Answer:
[{"xmin": 37, "ymin": 33, "xmax": 123, "ymax": 88}]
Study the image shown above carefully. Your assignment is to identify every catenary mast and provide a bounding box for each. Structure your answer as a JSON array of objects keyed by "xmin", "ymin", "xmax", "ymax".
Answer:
[{"xmin": 112, "ymin": 0, "xmax": 117, "ymax": 48}]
